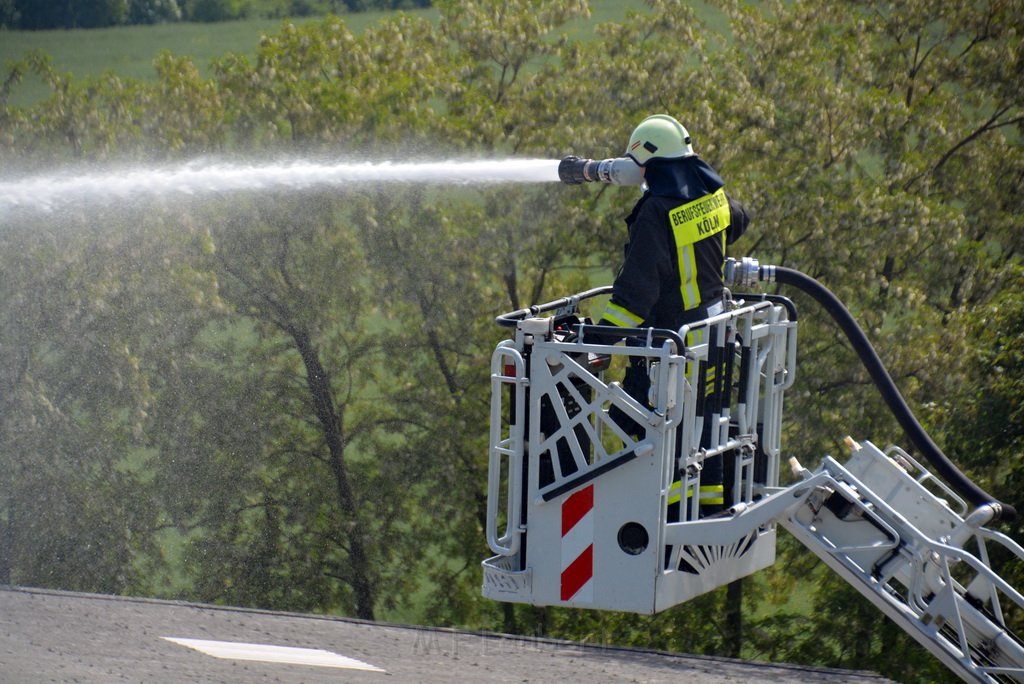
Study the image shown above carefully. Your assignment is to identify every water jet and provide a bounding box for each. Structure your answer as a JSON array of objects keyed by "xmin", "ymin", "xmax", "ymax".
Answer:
[{"xmin": 0, "ymin": 158, "xmax": 563, "ymax": 218}]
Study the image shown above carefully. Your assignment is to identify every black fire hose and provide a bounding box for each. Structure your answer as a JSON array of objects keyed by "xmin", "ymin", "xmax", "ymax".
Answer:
[{"xmin": 769, "ymin": 265, "xmax": 1017, "ymax": 522}]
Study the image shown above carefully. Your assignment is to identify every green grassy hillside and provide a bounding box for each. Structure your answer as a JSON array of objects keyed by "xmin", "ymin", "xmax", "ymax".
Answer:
[
  {"xmin": 0, "ymin": 1, "xmax": 662, "ymax": 108},
  {"xmin": 0, "ymin": 11, "xmax": 432, "ymax": 107}
]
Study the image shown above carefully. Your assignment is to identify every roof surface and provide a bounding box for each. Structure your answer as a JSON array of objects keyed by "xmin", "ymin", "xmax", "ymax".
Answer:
[{"xmin": 0, "ymin": 585, "xmax": 895, "ymax": 683}]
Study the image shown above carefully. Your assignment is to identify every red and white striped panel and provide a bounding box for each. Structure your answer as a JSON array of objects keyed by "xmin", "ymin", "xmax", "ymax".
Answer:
[{"xmin": 560, "ymin": 484, "xmax": 594, "ymax": 602}]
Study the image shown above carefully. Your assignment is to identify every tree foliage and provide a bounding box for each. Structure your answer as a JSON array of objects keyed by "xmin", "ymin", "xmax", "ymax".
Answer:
[
  {"xmin": 0, "ymin": 1, "xmax": 1021, "ymax": 681},
  {"xmin": 2, "ymin": 0, "xmax": 428, "ymax": 29}
]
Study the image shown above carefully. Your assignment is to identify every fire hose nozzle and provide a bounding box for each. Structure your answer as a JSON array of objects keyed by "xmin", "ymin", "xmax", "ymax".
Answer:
[{"xmin": 558, "ymin": 156, "xmax": 644, "ymax": 186}]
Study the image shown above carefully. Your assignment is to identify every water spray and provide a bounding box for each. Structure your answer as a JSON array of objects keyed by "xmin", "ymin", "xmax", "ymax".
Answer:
[
  {"xmin": 0, "ymin": 158, "xmax": 565, "ymax": 217},
  {"xmin": 0, "ymin": 154, "xmax": 648, "ymax": 218}
]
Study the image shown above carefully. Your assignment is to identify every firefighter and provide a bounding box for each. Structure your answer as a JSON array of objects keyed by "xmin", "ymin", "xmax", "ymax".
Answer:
[{"xmin": 599, "ymin": 114, "xmax": 750, "ymax": 518}]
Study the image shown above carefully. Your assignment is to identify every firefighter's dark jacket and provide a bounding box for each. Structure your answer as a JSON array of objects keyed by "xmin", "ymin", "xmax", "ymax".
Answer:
[{"xmin": 601, "ymin": 155, "xmax": 749, "ymax": 332}]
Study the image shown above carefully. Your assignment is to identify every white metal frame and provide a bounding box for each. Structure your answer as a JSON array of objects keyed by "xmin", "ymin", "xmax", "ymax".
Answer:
[{"xmin": 484, "ymin": 296, "xmax": 796, "ymax": 613}]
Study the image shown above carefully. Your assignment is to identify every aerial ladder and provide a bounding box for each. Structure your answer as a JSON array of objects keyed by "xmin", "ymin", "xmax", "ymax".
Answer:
[{"xmin": 482, "ymin": 257, "xmax": 1024, "ymax": 684}]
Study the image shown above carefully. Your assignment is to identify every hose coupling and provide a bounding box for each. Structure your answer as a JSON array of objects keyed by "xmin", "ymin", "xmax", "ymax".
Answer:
[{"xmin": 725, "ymin": 257, "xmax": 764, "ymax": 288}]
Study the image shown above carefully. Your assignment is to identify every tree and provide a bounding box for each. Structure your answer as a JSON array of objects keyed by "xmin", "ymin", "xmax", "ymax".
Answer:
[
  {"xmin": 128, "ymin": 0, "xmax": 182, "ymax": 24},
  {"xmin": 186, "ymin": 0, "xmax": 250, "ymax": 23},
  {"xmin": 0, "ymin": 0, "xmax": 19, "ymax": 27},
  {"xmin": 0, "ymin": 202, "xmax": 219, "ymax": 593},
  {"xmin": 168, "ymin": 196, "xmax": 390, "ymax": 619},
  {"xmin": 14, "ymin": 0, "xmax": 129, "ymax": 28},
  {"xmin": 939, "ymin": 266, "xmax": 1024, "ymax": 607}
]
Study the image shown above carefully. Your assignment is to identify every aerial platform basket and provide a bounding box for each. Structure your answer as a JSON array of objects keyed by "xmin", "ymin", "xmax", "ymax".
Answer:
[
  {"xmin": 482, "ymin": 273, "xmax": 1024, "ymax": 682},
  {"xmin": 482, "ymin": 287, "xmax": 797, "ymax": 614}
]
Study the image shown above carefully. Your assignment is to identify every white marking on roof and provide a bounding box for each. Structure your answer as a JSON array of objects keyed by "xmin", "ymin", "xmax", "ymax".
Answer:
[{"xmin": 161, "ymin": 637, "xmax": 386, "ymax": 672}]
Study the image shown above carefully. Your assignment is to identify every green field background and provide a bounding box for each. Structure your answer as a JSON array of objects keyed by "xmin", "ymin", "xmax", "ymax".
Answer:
[{"xmin": 0, "ymin": 1, "xmax": 693, "ymax": 107}]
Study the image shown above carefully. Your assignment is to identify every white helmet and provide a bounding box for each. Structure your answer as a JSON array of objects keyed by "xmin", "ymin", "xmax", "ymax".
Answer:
[{"xmin": 625, "ymin": 114, "xmax": 694, "ymax": 166}]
